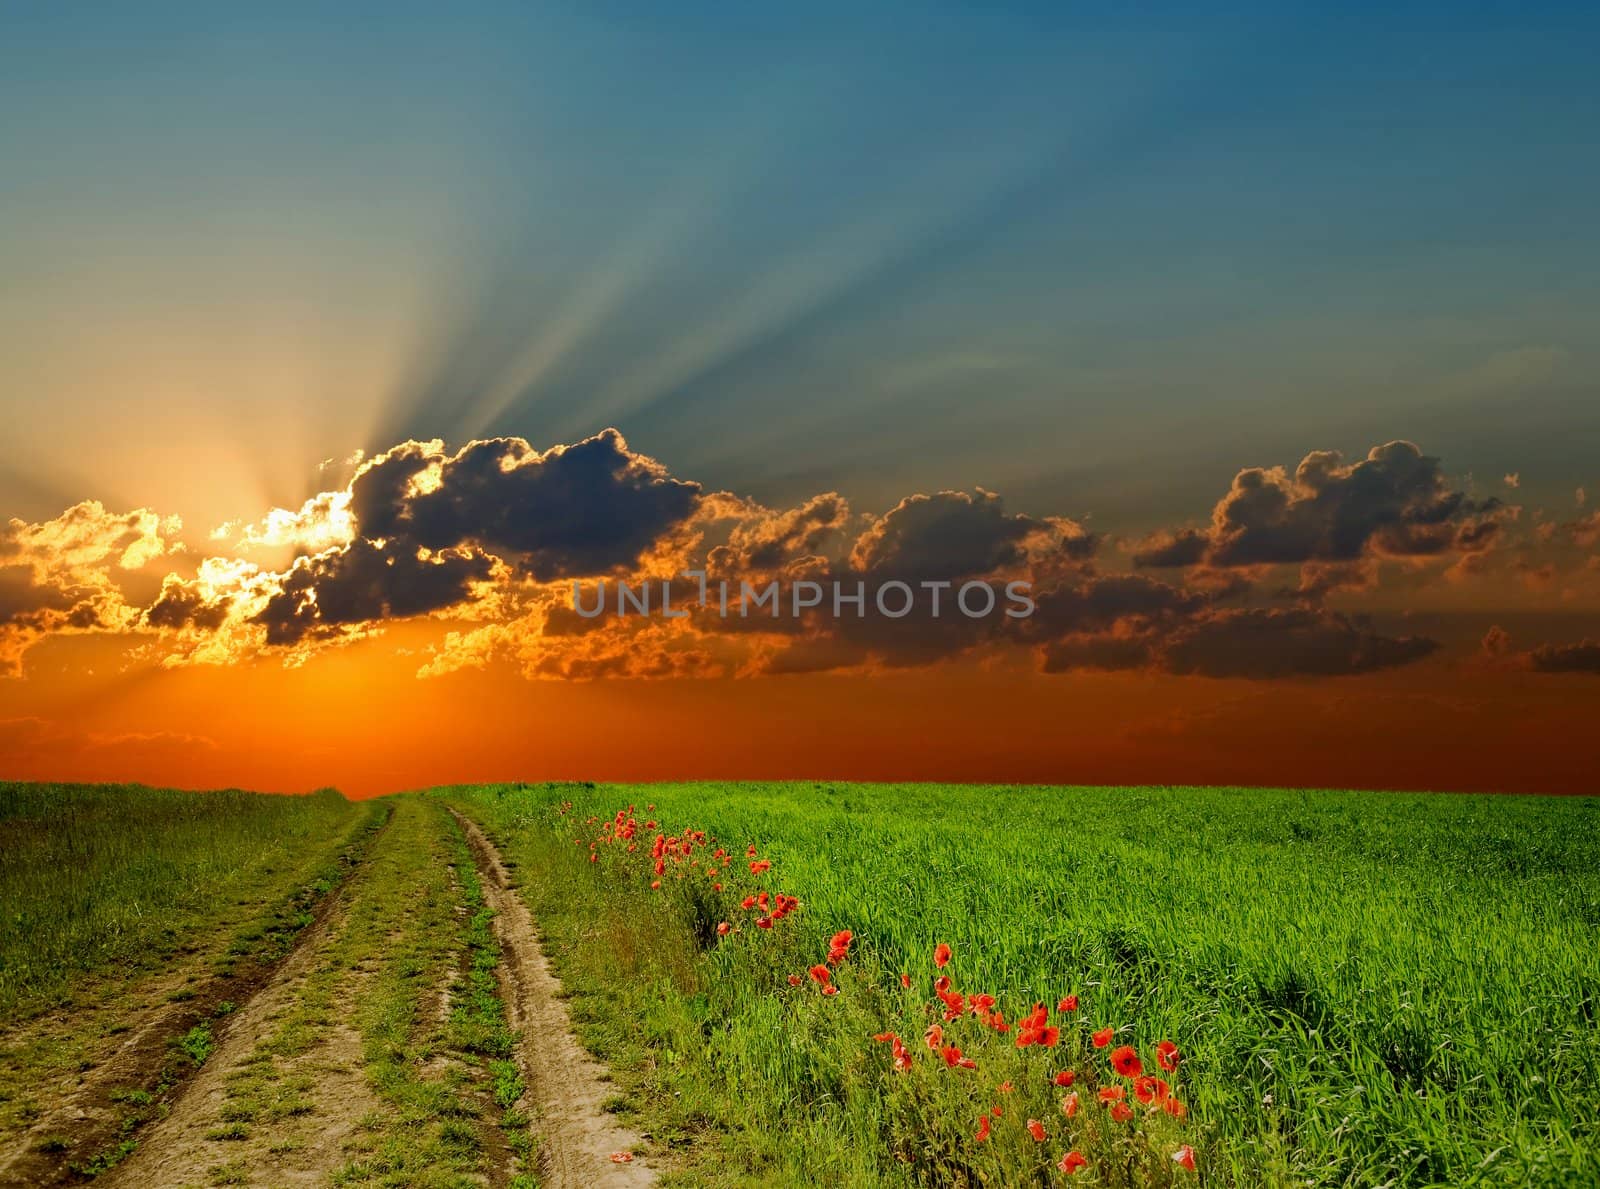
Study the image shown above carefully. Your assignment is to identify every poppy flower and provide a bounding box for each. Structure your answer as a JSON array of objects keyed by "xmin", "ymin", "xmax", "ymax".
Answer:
[
  {"xmin": 1098, "ymin": 1086, "xmax": 1125, "ymax": 1104},
  {"xmin": 1162, "ymin": 1097, "xmax": 1189, "ymax": 1119},
  {"xmin": 1133, "ymin": 1076, "xmax": 1171, "ymax": 1106},
  {"xmin": 808, "ymin": 964, "xmax": 831, "ymax": 986},
  {"xmin": 822, "ymin": 984, "xmax": 839, "ymax": 997},
  {"xmin": 1092, "ymin": 1027, "xmax": 1115, "ymax": 1048},
  {"xmin": 650, "ymin": 880, "xmax": 661, "ymax": 890},
  {"xmin": 1110, "ymin": 1045, "xmax": 1143, "ymax": 1078},
  {"xmin": 973, "ymin": 1115, "xmax": 991, "ymax": 1142},
  {"xmin": 1053, "ymin": 1070, "xmax": 1076, "ymax": 1088},
  {"xmin": 991, "ymin": 1105, "xmax": 1003, "ymax": 1118},
  {"xmin": 1111, "ymin": 1102, "xmax": 1134, "ymax": 1123},
  {"xmin": 924, "ymin": 1024, "xmax": 943, "ymax": 1050},
  {"xmin": 934, "ymin": 975, "xmax": 951, "ymax": 994},
  {"xmin": 1061, "ymin": 1091, "xmax": 1079, "ymax": 1118},
  {"xmin": 1026, "ymin": 1118, "xmax": 1046, "ymax": 1142},
  {"xmin": 873, "ymin": 1031, "xmax": 899, "ymax": 1044},
  {"xmin": 749, "ymin": 859, "xmax": 771, "ymax": 874},
  {"xmin": 1058, "ymin": 1150, "xmax": 1087, "ymax": 1175},
  {"xmin": 787, "ymin": 974, "xmax": 803, "ymax": 986},
  {"xmin": 756, "ymin": 916, "xmax": 773, "ymax": 930},
  {"xmin": 934, "ymin": 943, "xmax": 952, "ymax": 968},
  {"xmin": 900, "ymin": 973, "xmax": 911, "ymax": 989},
  {"xmin": 1173, "ymin": 1145, "xmax": 1196, "ymax": 1172},
  {"xmin": 740, "ymin": 895, "xmax": 757, "ymax": 910},
  {"xmin": 1157, "ymin": 1040, "xmax": 1181, "ymax": 1072},
  {"xmin": 1058, "ymin": 994, "xmax": 1079, "ymax": 1012},
  {"xmin": 998, "ymin": 1081, "xmax": 1013, "ymax": 1095},
  {"xmin": 716, "ymin": 921, "xmax": 731, "ymax": 937}
]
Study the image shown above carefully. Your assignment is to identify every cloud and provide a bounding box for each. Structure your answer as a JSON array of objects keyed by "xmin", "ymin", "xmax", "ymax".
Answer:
[
  {"xmin": 849, "ymin": 489, "xmax": 1095, "ymax": 583},
  {"xmin": 0, "ymin": 500, "xmax": 180, "ymax": 676},
  {"xmin": 1134, "ymin": 441, "xmax": 1504, "ymax": 569},
  {"xmin": 1528, "ymin": 640, "xmax": 1600, "ymax": 675},
  {"xmin": 348, "ymin": 428, "xmax": 700, "ymax": 579},
  {"xmin": 0, "ymin": 432, "xmax": 1546, "ymax": 685}
]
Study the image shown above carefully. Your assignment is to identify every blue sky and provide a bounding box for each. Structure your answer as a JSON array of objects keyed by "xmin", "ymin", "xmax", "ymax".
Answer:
[{"xmin": 3, "ymin": 2, "xmax": 1597, "ymax": 532}]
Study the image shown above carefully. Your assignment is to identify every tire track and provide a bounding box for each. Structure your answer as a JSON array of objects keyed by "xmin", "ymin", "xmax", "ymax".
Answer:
[
  {"xmin": 0, "ymin": 808, "xmax": 391, "ymax": 1189},
  {"xmin": 450, "ymin": 810, "xmax": 655, "ymax": 1189}
]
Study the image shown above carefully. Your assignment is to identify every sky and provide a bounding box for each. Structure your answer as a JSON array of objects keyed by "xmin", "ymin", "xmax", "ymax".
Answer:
[{"xmin": 3, "ymin": 3, "xmax": 1599, "ymax": 796}]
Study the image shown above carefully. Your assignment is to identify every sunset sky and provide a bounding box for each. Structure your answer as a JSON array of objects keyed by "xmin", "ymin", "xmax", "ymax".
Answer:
[{"xmin": 4, "ymin": 4, "xmax": 1599, "ymax": 796}]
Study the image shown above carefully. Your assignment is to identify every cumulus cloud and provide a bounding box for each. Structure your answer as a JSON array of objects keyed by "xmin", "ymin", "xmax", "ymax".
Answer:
[
  {"xmin": 1528, "ymin": 640, "xmax": 1600, "ymax": 674},
  {"xmin": 1134, "ymin": 441, "xmax": 1504, "ymax": 569},
  {"xmin": 0, "ymin": 431, "xmax": 1561, "ymax": 685},
  {"xmin": 0, "ymin": 501, "xmax": 179, "ymax": 676}
]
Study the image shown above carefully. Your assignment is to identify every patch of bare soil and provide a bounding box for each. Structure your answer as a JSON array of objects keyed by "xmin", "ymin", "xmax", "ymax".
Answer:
[
  {"xmin": 452, "ymin": 811, "xmax": 655, "ymax": 1189},
  {"xmin": 100, "ymin": 903, "xmax": 386, "ymax": 1189}
]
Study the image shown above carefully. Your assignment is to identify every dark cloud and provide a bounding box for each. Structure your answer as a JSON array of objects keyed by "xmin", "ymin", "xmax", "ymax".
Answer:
[
  {"xmin": 1528, "ymin": 640, "xmax": 1600, "ymax": 674},
  {"xmin": 144, "ymin": 576, "xmax": 231, "ymax": 632},
  {"xmin": 254, "ymin": 540, "xmax": 494, "ymax": 646},
  {"xmin": 350, "ymin": 428, "xmax": 700, "ymax": 579},
  {"xmin": 849, "ymin": 489, "xmax": 1091, "ymax": 583},
  {"xmin": 1136, "ymin": 441, "xmax": 1502, "ymax": 569},
  {"xmin": 1158, "ymin": 609, "xmax": 1438, "ymax": 678}
]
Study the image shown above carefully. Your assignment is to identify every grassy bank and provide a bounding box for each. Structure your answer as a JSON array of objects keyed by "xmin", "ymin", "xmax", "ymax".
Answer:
[
  {"xmin": 443, "ymin": 782, "xmax": 1600, "ymax": 1188},
  {"xmin": 0, "ymin": 782, "xmax": 367, "ymax": 1020}
]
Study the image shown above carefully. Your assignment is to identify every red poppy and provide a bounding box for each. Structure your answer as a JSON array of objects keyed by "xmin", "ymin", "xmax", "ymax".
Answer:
[
  {"xmin": 973, "ymin": 1114, "xmax": 990, "ymax": 1142},
  {"xmin": 1058, "ymin": 1150, "xmax": 1087, "ymax": 1175},
  {"xmin": 924, "ymin": 1023, "xmax": 943, "ymax": 1050},
  {"xmin": 756, "ymin": 916, "xmax": 773, "ymax": 930},
  {"xmin": 1061, "ymin": 1091, "xmax": 1079, "ymax": 1118},
  {"xmin": 787, "ymin": 973, "xmax": 803, "ymax": 986},
  {"xmin": 1026, "ymin": 1118, "xmax": 1046, "ymax": 1142},
  {"xmin": 1173, "ymin": 1145, "xmax": 1196, "ymax": 1172},
  {"xmin": 1053, "ymin": 1070, "xmax": 1076, "ymax": 1087},
  {"xmin": 1111, "ymin": 1102, "xmax": 1134, "ymax": 1123},
  {"xmin": 934, "ymin": 943, "xmax": 952, "ymax": 968},
  {"xmin": 1092, "ymin": 1027, "xmax": 1115, "ymax": 1048},
  {"xmin": 1163, "ymin": 1097, "xmax": 1188, "ymax": 1119},
  {"xmin": 1110, "ymin": 1044, "xmax": 1143, "ymax": 1078},
  {"xmin": 900, "ymin": 973, "xmax": 911, "ymax": 989},
  {"xmin": 740, "ymin": 895, "xmax": 757, "ymax": 910},
  {"xmin": 1157, "ymin": 1040, "xmax": 1181, "ymax": 1072},
  {"xmin": 749, "ymin": 859, "xmax": 771, "ymax": 874},
  {"xmin": 873, "ymin": 1031, "xmax": 899, "ymax": 1043},
  {"xmin": 808, "ymin": 964, "xmax": 831, "ymax": 986},
  {"xmin": 716, "ymin": 921, "xmax": 731, "ymax": 936},
  {"xmin": 997, "ymin": 1081, "xmax": 1013, "ymax": 1094},
  {"xmin": 1133, "ymin": 1076, "xmax": 1171, "ymax": 1106},
  {"xmin": 1098, "ymin": 1086, "xmax": 1125, "ymax": 1104},
  {"xmin": 821, "ymin": 984, "xmax": 839, "ymax": 997},
  {"xmin": 650, "ymin": 880, "xmax": 661, "ymax": 890},
  {"xmin": 934, "ymin": 975, "xmax": 951, "ymax": 994},
  {"xmin": 1058, "ymin": 994, "xmax": 1079, "ymax": 1012}
]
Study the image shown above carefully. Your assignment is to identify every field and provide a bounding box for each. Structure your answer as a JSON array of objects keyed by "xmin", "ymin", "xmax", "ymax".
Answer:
[{"xmin": 1, "ymin": 781, "xmax": 1596, "ymax": 1187}]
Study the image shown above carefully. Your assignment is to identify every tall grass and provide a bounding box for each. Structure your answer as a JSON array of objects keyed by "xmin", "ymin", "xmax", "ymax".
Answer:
[
  {"xmin": 0, "ymin": 781, "xmax": 365, "ymax": 1019},
  {"xmin": 448, "ymin": 782, "xmax": 1600, "ymax": 1187}
]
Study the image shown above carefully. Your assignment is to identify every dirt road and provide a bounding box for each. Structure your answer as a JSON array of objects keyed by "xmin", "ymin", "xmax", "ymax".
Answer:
[{"xmin": 4, "ymin": 799, "xmax": 654, "ymax": 1187}]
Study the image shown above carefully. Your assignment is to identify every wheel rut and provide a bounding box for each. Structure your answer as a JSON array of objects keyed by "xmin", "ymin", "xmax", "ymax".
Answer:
[{"xmin": 450, "ymin": 809, "xmax": 655, "ymax": 1189}]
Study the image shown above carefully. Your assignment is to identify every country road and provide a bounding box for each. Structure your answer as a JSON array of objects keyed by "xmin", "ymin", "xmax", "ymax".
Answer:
[{"xmin": 1, "ymin": 798, "xmax": 653, "ymax": 1188}]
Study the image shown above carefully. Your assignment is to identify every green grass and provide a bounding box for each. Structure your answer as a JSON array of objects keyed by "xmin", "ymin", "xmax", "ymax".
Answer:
[
  {"xmin": 0, "ymin": 781, "xmax": 364, "ymax": 1019},
  {"xmin": 442, "ymin": 781, "xmax": 1600, "ymax": 1188}
]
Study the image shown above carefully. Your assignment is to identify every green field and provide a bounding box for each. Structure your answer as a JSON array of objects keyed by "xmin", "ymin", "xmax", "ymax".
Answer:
[
  {"xmin": 447, "ymin": 782, "xmax": 1600, "ymax": 1187},
  {"xmin": 1, "ymin": 780, "xmax": 1597, "ymax": 1187}
]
